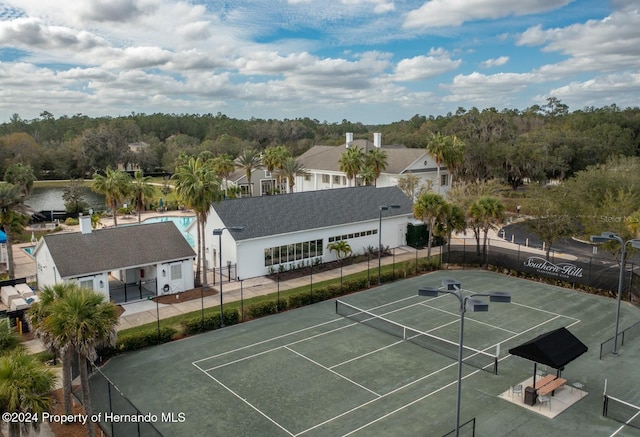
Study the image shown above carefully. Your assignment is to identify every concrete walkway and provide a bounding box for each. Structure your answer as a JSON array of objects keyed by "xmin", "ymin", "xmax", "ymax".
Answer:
[{"xmin": 12, "ymin": 211, "xmax": 561, "ymax": 334}]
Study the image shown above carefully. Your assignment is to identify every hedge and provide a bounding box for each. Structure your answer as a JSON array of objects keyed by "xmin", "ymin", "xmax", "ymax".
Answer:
[
  {"xmin": 181, "ymin": 308, "xmax": 240, "ymax": 335},
  {"xmin": 116, "ymin": 326, "xmax": 177, "ymax": 352}
]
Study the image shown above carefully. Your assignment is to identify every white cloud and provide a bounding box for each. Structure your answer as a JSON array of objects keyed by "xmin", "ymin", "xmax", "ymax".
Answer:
[
  {"xmin": 394, "ymin": 50, "xmax": 461, "ymax": 81},
  {"xmin": 0, "ymin": 18, "xmax": 108, "ymax": 51},
  {"xmin": 518, "ymin": 7, "xmax": 640, "ymax": 74},
  {"xmin": 442, "ymin": 71, "xmax": 542, "ymax": 106},
  {"xmin": 404, "ymin": 0, "xmax": 574, "ymax": 29},
  {"xmin": 546, "ymin": 72, "xmax": 640, "ymax": 108},
  {"xmin": 481, "ymin": 56, "xmax": 509, "ymax": 68}
]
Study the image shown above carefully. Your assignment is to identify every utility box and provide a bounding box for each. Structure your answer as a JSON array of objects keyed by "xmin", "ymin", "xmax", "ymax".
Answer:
[
  {"xmin": 406, "ymin": 223, "xmax": 429, "ymax": 248},
  {"xmin": 406, "ymin": 223, "xmax": 445, "ymax": 248},
  {"xmin": 524, "ymin": 386, "xmax": 537, "ymax": 406}
]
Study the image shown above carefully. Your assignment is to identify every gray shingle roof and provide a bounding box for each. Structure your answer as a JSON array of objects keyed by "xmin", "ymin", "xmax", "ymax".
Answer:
[
  {"xmin": 214, "ymin": 186, "xmax": 413, "ymax": 240},
  {"xmin": 42, "ymin": 222, "xmax": 196, "ymax": 278},
  {"xmin": 296, "ymin": 143, "xmax": 427, "ymax": 174}
]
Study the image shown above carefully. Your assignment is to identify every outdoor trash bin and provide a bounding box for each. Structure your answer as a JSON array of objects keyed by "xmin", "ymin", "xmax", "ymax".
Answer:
[{"xmin": 524, "ymin": 386, "xmax": 537, "ymax": 406}]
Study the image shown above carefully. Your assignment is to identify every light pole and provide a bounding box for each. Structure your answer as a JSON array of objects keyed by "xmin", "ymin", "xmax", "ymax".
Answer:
[
  {"xmin": 378, "ymin": 204, "xmax": 400, "ymax": 285},
  {"xmin": 589, "ymin": 232, "xmax": 640, "ymax": 355},
  {"xmin": 214, "ymin": 226, "xmax": 244, "ymax": 328},
  {"xmin": 418, "ymin": 279, "xmax": 510, "ymax": 437}
]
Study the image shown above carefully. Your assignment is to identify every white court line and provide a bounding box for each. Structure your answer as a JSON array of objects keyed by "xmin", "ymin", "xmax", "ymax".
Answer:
[
  {"xmin": 192, "ymin": 361, "xmax": 295, "ymax": 436},
  {"xmin": 607, "ymin": 397, "xmax": 640, "ymax": 437},
  {"xmin": 297, "ymin": 358, "xmax": 460, "ymax": 436},
  {"xmin": 194, "ymin": 292, "xmax": 582, "ymax": 436},
  {"xmin": 202, "ymin": 322, "xmax": 358, "ymax": 372},
  {"xmin": 417, "ymin": 301, "xmax": 519, "ymax": 335},
  {"xmin": 284, "ymin": 346, "xmax": 381, "ymax": 397},
  {"xmin": 330, "ymin": 340, "xmax": 405, "ymax": 369},
  {"xmin": 193, "ymin": 318, "xmax": 343, "ymax": 365},
  {"xmin": 336, "ymin": 313, "xmax": 582, "ymax": 436},
  {"xmin": 511, "ymin": 301, "xmax": 580, "ymax": 323}
]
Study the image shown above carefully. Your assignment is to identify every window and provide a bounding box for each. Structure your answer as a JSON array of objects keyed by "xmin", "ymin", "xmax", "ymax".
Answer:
[
  {"xmin": 304, "ymin": 174, "xmax": 311, "ymax": 181},
  {"xmin": 239, "ymin": 184, "xmax": 251, "ymax": 197},
  {"xmin": 441, "ymin": 174, "xmax": 449, "ymax": 187},
  {"xmin": 322, "ymin": 174, "xmax": 330, "ymax": 184},
  {"xmin": 264, "ymin": 238, "xmax": 324, "ymax": 266},
  {"xmin": 79, "ymin": 279, "xmax": 94, "ymax": 290},
  {"xmin": 333, "ymin": 175, "xmax": 341, "ymax": 185},
  {"xmin": 171, "ymin": 264, "xmax": 182, "ymax": 280}
]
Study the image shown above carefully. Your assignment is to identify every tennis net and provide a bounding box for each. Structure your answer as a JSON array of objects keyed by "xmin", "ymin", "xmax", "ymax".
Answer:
[
  {"xmin": 335, "ymin": 300, "xmax": 498, "ymax": 374},
  {"xmin": 603, "ymin": 394, "xmax": 640, "ymax": 429}
]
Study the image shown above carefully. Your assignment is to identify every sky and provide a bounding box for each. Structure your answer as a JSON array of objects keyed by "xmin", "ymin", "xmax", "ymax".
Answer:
[{"xmin": 0, "ymin": 0, "xmax": 638, "ymax": 125}]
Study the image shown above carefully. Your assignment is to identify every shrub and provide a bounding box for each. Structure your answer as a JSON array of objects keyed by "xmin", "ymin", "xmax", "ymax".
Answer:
[
  {"xmin": 64, "ymin": 217, "xmax": 79, "ymax": 226},
  {"xmin": 181, "ymin": 309, "xmax": 240, "ymax": 335},
  {"xmin": 117, "ymin": 326, "xmax": 177, "ymax": 352},
  {"xmin": 246, "ymin": 300, "xmax": 287, "ymax": 319},
  {"xmin": 288, "ymin": 292, "xmax": 313, "ymax": 309}
]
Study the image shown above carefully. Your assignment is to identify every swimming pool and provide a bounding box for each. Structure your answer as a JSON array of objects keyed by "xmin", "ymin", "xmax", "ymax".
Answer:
[
  {"xmin": 142, "ymin": 216, "xmax": 196, "ymax": 247},
  {"xmin": 23, "ymin": 246, "xmax": 35, "ymax": 257}
]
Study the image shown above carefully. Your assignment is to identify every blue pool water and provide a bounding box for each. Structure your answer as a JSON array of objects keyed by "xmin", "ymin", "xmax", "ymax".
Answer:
[
  {"xmin": 23, "ymin": 246, "xmax": 35, "ymax": 257},
  {"xmin": 142, "ymin": 216, "xmax": 196, "ymax": 247}
]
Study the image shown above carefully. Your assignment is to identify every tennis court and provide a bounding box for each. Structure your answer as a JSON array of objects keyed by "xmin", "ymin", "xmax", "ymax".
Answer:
[{"xmin": 94, "ymin": 270, "xmax": 640, "ymax": 436}]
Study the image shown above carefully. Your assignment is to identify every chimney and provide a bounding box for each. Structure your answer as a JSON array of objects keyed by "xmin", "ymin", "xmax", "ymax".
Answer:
[
  {"xmin": 79, "ymin": 214, "xmax": 92, "ymax": 234},
  {"xmin": 373, "ymin": 132, "xmax": 382, "ymax": 148},
  {"xmin": 345, "ymin": 132, "xmax": 353, "ymax": 148}
]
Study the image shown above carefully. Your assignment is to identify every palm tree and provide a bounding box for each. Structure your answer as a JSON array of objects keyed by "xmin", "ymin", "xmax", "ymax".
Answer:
[
  {"xmin": 339, "ymin": 146, "xmax": 364, "ymax": 187},
  {"xmin": 235, "ymin": 149, "xmax": 262, "ymax": 197},
  {"xmin": 0, "ymin": 350, "xmax": 56, "ymax": 437},
  {"xmin": 212, "ymin": 154, "xmax": 236, "ymax": 198},
  {"xmin": 27, "ymin": 282, "xmax": 77, "ymax": 415},
  {"xmin": 278, "ymin": 157, "xmax": 307, "ymax": 193},
  {"xmin": 0, "ymin": 321, "xmax": 21, "ymax": 352},
  {"xmin": 438, "ymin": 203, "xmax": 467, "ymax": 263},
  {"xmin": 0, "ymin": 183, "xmax": 27, "ymax": 279},
  {"xmin": 327, "ymin": 240, "xmax": 352, "ymax": 260},
  {"xmin": 442, "ymin": 135, "xmax": 466, "ymax": 188},
  {"xmin": 426, "ymin": 133, "xmax": 448, "ymax": 194},
  {"xmin": 413, "ymin": 192, "xmax": 448, "ymax": 258},
  {"xmin": 91, "ymin": 167, "xmax": 131, "ymax": 227},
  {"xmin": 358, "ymin": 165, "xmax": 376, "ymax": 186},
  {"xmin": 364, "ymin": 148, "xmax": 388, "ymax": 186},
  {"xmin": 262, "ymin": 145, "xmax": 289, "ymax": 194},
  {"xmin": 44, "ymin": 287, "xmax": 118, "ymax": 437},
  {"xmin": 468, "ymin": 195, "xmax": 505, "ymax": 264},
  {"xmin": 130, "ymin": 170, "xmax": 155, "ymax": 223},
  {"xmin": 4, "ymin": 163, "xmax": 36, "ymax": 197},
  {"xmin": 173, "ymin": 157, "xmax": 221, "ymax": 287}
]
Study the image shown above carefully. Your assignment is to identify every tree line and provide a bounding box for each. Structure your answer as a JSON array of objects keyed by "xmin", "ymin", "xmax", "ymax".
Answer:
[{"xmin": 0, "ymin": 99, "xmax": 638, "ymax": 188}]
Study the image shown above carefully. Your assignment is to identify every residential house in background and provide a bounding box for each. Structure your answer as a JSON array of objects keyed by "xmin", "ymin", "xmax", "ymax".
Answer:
[
  {"xmin": 227, "ymin": 133, "xmax": 447, "ymax": 198},
  {"xmin": 296, "ymin": 133, "xmax": 448, "ymax": 197},
  {"xmin": 204, "ymin": 185, "xmax": 414, "ymax": 280}
]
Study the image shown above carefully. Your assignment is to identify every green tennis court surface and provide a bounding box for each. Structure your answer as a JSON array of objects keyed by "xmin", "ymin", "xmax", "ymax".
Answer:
[{"xmin": 94, "ymin": 270, "xmax": 640, "ymax": 436}]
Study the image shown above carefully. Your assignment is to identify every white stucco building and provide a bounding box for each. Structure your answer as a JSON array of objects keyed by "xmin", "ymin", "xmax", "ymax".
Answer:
[
  {"xmin": 203, "ymin": 185, "xmax": 414, "ymax": 280},
  {"xmin": 33, "ymin": 216, "xmax": 196, "ymax": 302},
  {"xmin": 295, "ymin": 133, "xmax": 449, "ymax": 196}
]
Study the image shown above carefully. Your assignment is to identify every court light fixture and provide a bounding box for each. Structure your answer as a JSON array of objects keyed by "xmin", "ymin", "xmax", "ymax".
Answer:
[
  {"xmin": 417, "ymin": 279, "xmax": 511, "ymax": 437},
  {"xmin": 589, "ymin": 232, "xmax": 640, "ymax": 355}
]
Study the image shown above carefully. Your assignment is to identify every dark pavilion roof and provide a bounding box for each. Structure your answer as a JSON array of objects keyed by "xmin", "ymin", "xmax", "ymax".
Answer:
[{"xmin": 508, "ymin": 327, "xmax": 588, "ymax": 369}]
